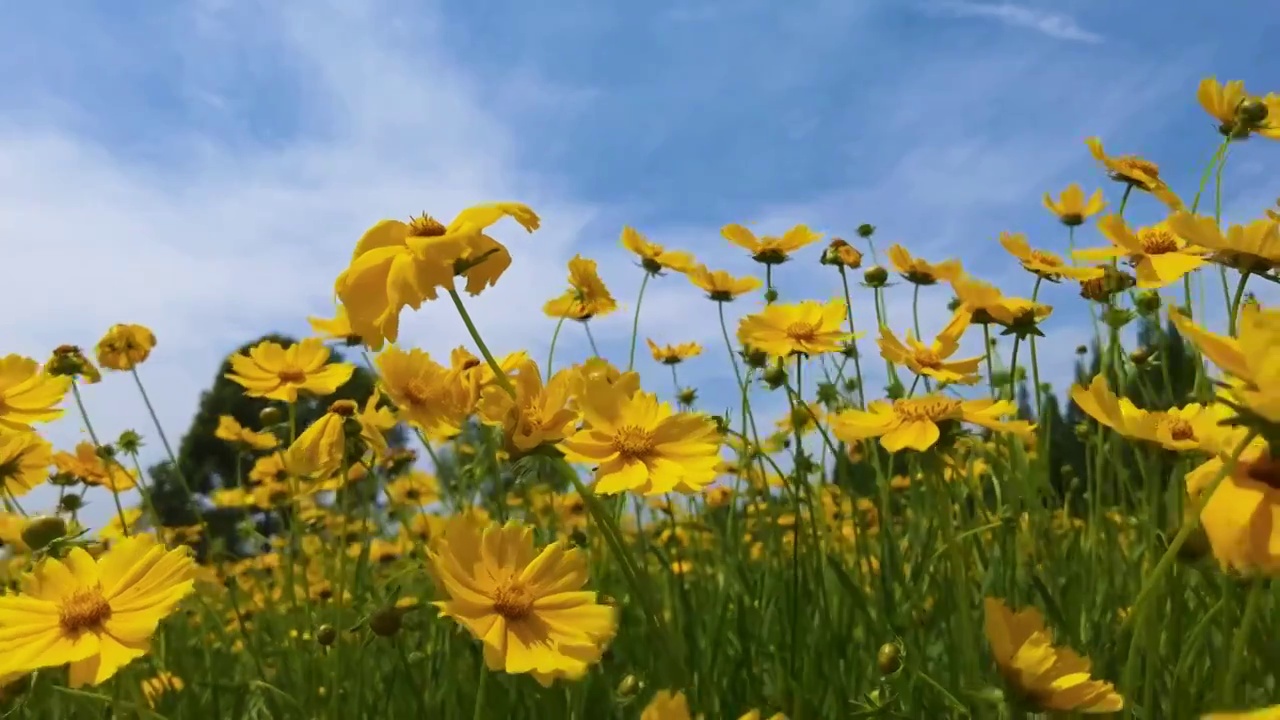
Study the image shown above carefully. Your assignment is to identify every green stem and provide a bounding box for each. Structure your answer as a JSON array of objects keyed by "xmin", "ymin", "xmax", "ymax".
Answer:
[
  {"xmin": 838, "ymin": 268, "xmax": 866, "ymax": 407},
  {"xmin": 546, "ymin": 314, "xmax": 567, "ymax": 375},
  {"xmin": 911, "ymin": 283, "xmax": 923, "ymax": 339},
  {"xmin": 717, "ymin": 301, "xmax": 745, "ymax": 392},
  {"xmin": 583, "ymin": 321, "xmax": 602, "ymax": 358},
  {"xmin": 1228, "ymin": 271, "xmax": 1250, "ymax": 336},
  {"xmin": 447, "ymin": 287, "xmax": 516, "ymax": 397},
  {"xmin": 1221, "ymin": 579, "xmax": 1267, "ymax": 704},
  {"xmin": 130, "ymin": 368, "xmax": 205, "ymax": 524},
  {"xmin": 471, "ymin": 652, "xmax": 489, "ymax": 720},
  {"xmin": 627, "ymin": 272, "xmax": 652, "ymax": 371},
  {"xmin": 69, "ymin": 381, "xmax": 131, "ymax": 536}
]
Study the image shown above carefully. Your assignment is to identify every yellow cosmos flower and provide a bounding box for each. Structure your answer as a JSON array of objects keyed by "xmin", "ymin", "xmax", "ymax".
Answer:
[
  {"xmin": 558, "ymin": 375, "xmax": 720, "ymax": 495},
  {"xmin": 478, "ymin": 359, "xmax": 579, "ymax": 455},
  {"xmin": 54, "ymin": 442, "xmax": 137, "ymax": 491},
  {"xmin": 384, "ymin": 471, "xmax": 440, "ymax": 507},
  {"xmin": 646, "ymin": 339, "xmax": 702, "ymax": 365},
  {"xmin": 1170, "ymin": 304, "xmax": 1280, "ymax": 423},
  {"xmin": 225, "ymin": 338, "xmax": 355, "ymax": 403},
  {"xmin": 0, "ymin": 534, "xmax": 196, "ymax": 687},
  {"xmin": 1198, "ymin": 77, "xmax": 1280, "ymax": 140},
  {"xmin": 984, "ymin": 597, "xmax": 1124, "ymax": 714},
  {"xmin": 999, "ymin": 232, "xmax": 1103, "ymax": 282},
  {"xmin": 0, "ymin": 355, "xmax": 71, "ymax": 432},
  {"xmin": 621, "ymin": 226, "xmax": 695, "ymax": 274},
  {"xmin": 1075, "ymin": 215, "xmax": 1207, "ymax": 288},
  {"xmin": 100, "ymin": 507, "xmax": 144, "ymax": 541},
  {"xmin": 288, "ymin": 396, "xmax": 395, "ymax": 477},
  {"xmin": 830, "ymin": 395, "xmax": 1033, "ymax": 453},
  {"xmin": 140, "ymin": 672, "xmax": 183, "ymax": 708},
  {"xmin": 1086, "ymin": 137, "xmax": 1183, "ymax": 209},
  {"xmin": 376, "ymin": 346, "xmax": 476, "ymax": 439},
  {"xmin": 94, "ymin": 324, "xmax": 156, "ymax": 371},
  {"xmin": 1071, "ymin": 375, "xmax": 1234, "ymax": 453},
  {"xmin": 950, "ymin": 275, "xmax": 1052, "ymax": 330},
  {"xmin": 213, "ymin": 415, "xmax": 278, "ymax": 451},
  {"xmin": 1187, "ymin": 438, "xmax": 1280, "ymax": 574},
  {"xmin": 1203, "ymin": 705, "xmax": 1280, "ymax": 719},
  {"xmin": 307, "ymin": 306, "xmax": 361, "ymax": 344},
  {"xmin": 544, "ymin": 255, "xmax": 618, "ymax": 321},
  {"xmin": 426, "ymin": 516, "xmax": 617, "ymax": 685},
  {"xmin": 687, "ymin": 265, "xmax": 762, "ymax": 302},
  {"xmin": 722, "ymin": 223, "xmax": 822, "ymax": 265},
  {"xmin": 737, "ymin": 299, "xmax": 851, "ymax": 358},
  {"xmin": 1167, "ymin": 211, "xmax": 1280, "ymax": 274},
  {"xmin": 878, "ymin": 309, "xmax": 982, "ymax": 385},
  {"xmin": 47, "ymin": 345, "xmax": 101, "ymax": 385},
  {"xmin": 887, "ymin": 244, "xmax": 963, "ymax": 285},
  {"xmin": 0, "ymin": 431, "xmax": 52, "ymax": 498},
  {"xmin": 1043, "ymin": 183, "xmax": 1106, "ymax": 226},
  {"xmin": 335, "ymin": 204, "xmax": 539, "ymax": 349},
  {"xmin": 567, "ymin": 358, "xmax": 642, "ymax": 408},
  {"xmin": 821, "ymin": 238, "xmax": 863, "ymax": 269},
  {"xmin": 642, "ymin": 690, "xmax": 692, "ymax": 720}
]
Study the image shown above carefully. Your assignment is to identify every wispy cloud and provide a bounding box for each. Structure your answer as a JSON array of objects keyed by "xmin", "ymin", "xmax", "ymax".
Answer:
[{"xmin": 935, "ymin": 1, "xmax": 1104, "ymax": 43}]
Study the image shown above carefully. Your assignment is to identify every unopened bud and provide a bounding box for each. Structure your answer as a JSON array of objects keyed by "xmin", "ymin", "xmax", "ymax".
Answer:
[
  {"xmin": 877, "ymin": 642, "xmax": 903, "ymax": 675},
  {"xmin": 616, "ymin": 674, "xmax": 641, "ymax": 699},
  {"xmin": 1135, "ymin": 291, "xmax": 1161, "ymax": 316},
  {"xmin": 762, "ymin": 366, "xmax": 788, "ymax": 390},
  {"xmin": 368, "ymin": 607, "xmax": 403, "ymax": 637},
  {"xmin": 856, "ymin": 223, "xmax": 876, "ymax": 239},
  {"xmin": 316, "ymin": 624, "xmax": 337, "ymax": 646},
  {"xmin": 259, "ymin": 407, "xmax": 284, "ymax": 426},
  {"xmin": 1130, "ymin": 347, "xmax": 1152, "ymax": 366},
  {"xmin": 58, "ymin": 494, "xmax": 83, "ymax": 512},
  {"xmin": 21, "ymin": 516, "xmax": 68, "ymax": 551},
  {"xmin": 1238, "ymin": 98, "xmax": 1269, "ymax": 128},
  {"xmin": 863, "ymin": 266, "xmax": 888, "ymax": 288},
  {"xmin": 763, "ymin": 288, "xmax": 779, "ymax": 303}
]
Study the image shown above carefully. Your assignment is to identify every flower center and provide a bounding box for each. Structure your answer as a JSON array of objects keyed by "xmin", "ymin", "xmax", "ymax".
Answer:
[
  {"xmin": 912, "ymin": 349, "xmax": 943, "ymax": 369},
  {"xmin": 785, "ymin": 322, "xmax": 819, "ymax": 344},
  {"xmin": 892, "ymin": 398, "xmax": 962, "ymax": 422},
  {"xmin": 59, "ymin": 588, "xmax": 111, "ymax": 633},
  {"xmin": 612, "ymin": 425, "xmax": 655, "ymax": 460},
  {"xmin": 492, "ymin": 579, "xmax": 534, "ymax": 620},
  {"xmin": 278, "ymin": 367, "xmax": 307, "ymax": 384},
  {"xmin": 1138, "ymin": 229, "xmax": 1179, "ymax": 254},
  {"xmin": 1164, "ymin": 418, "xmax": 1196, "ymax": 442},
  {"xmin": 1029, "ymin": 250, "xmax": 1063, "ymax": 268},
  {"xmin": 1114, "ymin": 157, "xmax": 1160, "ymax": 185},
  {"xmin": 407, "ymin": 214, "xmax": 446, "ymax": 237},
  {"xmin": 403, "ymin": 380, "xmax": 433, "ymax": 406}
]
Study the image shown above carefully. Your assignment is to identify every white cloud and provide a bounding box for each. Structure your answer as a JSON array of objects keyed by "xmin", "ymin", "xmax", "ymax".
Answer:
[{"xmin": 935, "ymin": 1, "xmax": 1103, "ymax": 43}]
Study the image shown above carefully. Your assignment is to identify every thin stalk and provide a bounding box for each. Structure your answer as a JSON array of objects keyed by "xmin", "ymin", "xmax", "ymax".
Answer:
[
  {"xmin": 627, "ymin": 272, "xmax": 652, "ymax": 371},
  {"xmin": 448, "ymin": 287, "xmax": 516, "ymax": 397}
]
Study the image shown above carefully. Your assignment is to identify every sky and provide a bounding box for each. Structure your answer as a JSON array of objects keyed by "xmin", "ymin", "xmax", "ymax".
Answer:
[{"xmin": 1, "ymin": 0, "xmax": 1278, "ymax": 528}]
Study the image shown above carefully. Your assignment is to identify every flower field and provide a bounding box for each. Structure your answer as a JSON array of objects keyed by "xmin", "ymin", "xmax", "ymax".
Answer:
[{"xmin": 0, "ymin": 77, "xmax": 1279, "ymax": 718}]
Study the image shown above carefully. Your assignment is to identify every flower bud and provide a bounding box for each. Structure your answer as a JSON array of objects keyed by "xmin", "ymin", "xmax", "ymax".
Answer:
[
  {"xmin": 1075, "ymin": 345, "xmax": 1088, "ymax": 356},
  {"xmin": 116, "ymin": 430, "xmax": 144, "ymax": 455},
  {"xmin": 762, "ymin": 366, "xmax": 788, "ymax": 390},
  {"xmin": 863, "ymin": 266, "xmax": 888, "ymax": 288},
  {"xmin": 1135, "ymin": 290, "xmax": 1161, "ymax": 316},
  {"xmin": 316, "ymin": 624, "xmax": 337, "ymax": 647},
  {"xmin": 742, "ymin": 347, "xmax": 769, "ymax": 370},
  {"xmin": 21, "ymin": 515, "xmax": 68, "ymax": 551},
  {"xmin": 259, "ymin": 407, "xmax": 284, "ymax": 426},
  {"xmin": 876, "ymin": 642, "xmax": 903, "ymax": 675},
  {"xmin": 1130, "ymin": 347, "xmax": 1152, "ymax": 366},
  {"xmin": 616, "ymin": 674, "xmax": 641, "ymax": 699},
  {"xmin": 856, "ymin": 223, "xmax": 876, "ymax": 239},
  {"xmin": 676, "ymin": 387, "xmax": 698, "ymax": 407},
  {"xmin": 58, "ymin": 494, "xmax": 83, "ymax": 512},
  {"xmin": 763, "ymin": 288, "xmax": 779, "ymax": 304},
  {"xmin": 369, "ymin": 607, "xmax": 403, "ymax": 637},
  {"xmin": 1238, "ymin": 97, "xmax": 1269, "ymax": 128}
]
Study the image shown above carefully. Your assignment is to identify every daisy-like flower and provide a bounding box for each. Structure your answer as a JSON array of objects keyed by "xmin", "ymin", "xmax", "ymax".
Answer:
[
  {"xmin": 641, "ymin": 690, "xmax": 693, "ymax": 720},
  {"xmin": 1197, "ymin": 77, "xmax": 1280, "ymax": 140},
  {"xmin": 288, "ymin": 396, "xmax": 395, "ymax": 477},
  {"xmin": 558, "ymin": 375, "xmax": 721, "ymax": 495},
  {"xmin": 1071, "ymin": 375, "xmax": 1235, "ymax": 453},
  {"xmin": 1167, "ymin": 211, "xmax": 1280, "ymax": 275},
  {"xmin": 646, "ymin": 339, "xmax": 702, "ymax": 365},
  {"xmin": 54, "ymin": 442, "xmax": 137, "ymax": 491},
  {"xmin": 737, "ymin": 299, "xmax": 852, "ymax": 358},
  {"xmin": 1085, "ymin": 137, "xmax": 1183, "ymax": 210},
  {"xmin": 1170, "ymin": 304, "xmax": 1280, "ymax": 423},
  {"xmin": 307, "ymin": 306, "xmax": 362, "ymax": 345},
  {"xmin": 984, "ymin": 597, "xmax": 1124, "ymax": 714},
  {"xmin": 140, "ymin": 672, "xmax": 184, "ymax": 708},
  {"xmin": 336, "ymin": 203, "xmax": 539, "ymax": 349},
  {"xmin": 1042, "ymin": 183, "xmax": 1106, "ymax": 226},
  {"xmin": 999, "ymin": 232, "xmax": 1102, "ymax": 282},
  {"xmin": 887, "ymin": 244, "xmax": 963, "ymax": 285},
  {"xmin": 100, "ymin": 507, "xmax": 144, "ymax": 541},
  {"xmin": 477, "ymin": 358, "xmax": 579, "ymax": 455},
  {"xmin": 0, "ymin": 431, "xmax": 52, "ymax": 498},
  {"xmin": 95, "ymin": 324, "xmax": 157, "ymax": 372},
  {"xmin": 1187, "ymin": 437, "xmax": 1280, "ymax": 573},
  {"xmin": 1075, "ymin": 216, "xmax": 1207, "ymax": 289},
  {"xmin": 213, "ymin": 415, "xmax": 278, "ymax": 451},
  {"xmin": 722, "ymin": 223, "xmax": 822, "ymax": 265},
  {"xmin": 0, "ymin": 534, "xmax": 196, "ymax": 687},
  {"xmin": 543, "ymin": 255, "xmax": 619, "ymax": 321},
  {"xmin": 950, "ymin": 276, "xmax": 1053, "ymax": 331},
  {"xmin": 376, "ymin": 346, "xmax": 476, "ymax": 439},
  {"xmin": 829, "ymin": 395, "xmax": 1033, "ymax": 453},
  {"xmin": 426, "ymin": 516, "xmax": 617, "ymax": 686},
  {"xmin": 621, "ymin": 226, "xmax": 694, "ymax": 274},
  {"xmin": 687, "ymin": 265, "xmax": 762, "ymax": 302},
  {"xmin": 0, "ymin": 355, "xmax": 71, "ymax": 431},
  {"xmin": 820, "ymin": 238, "xmax": 863, "ymax": 269},
  {"xmin": 878, "ymin": 309, "xmax": 983, "ymax": 385},
  {"xmin": 225, "ymin": 338, "xmax": 355, "ymax": 403},
  {"xmin": 46, "ymin": 345, "xmax": 101, "ymax": 385},
  {"xmin": 384, "ymin": 470, "xmax": 440, "ymax": 507}
]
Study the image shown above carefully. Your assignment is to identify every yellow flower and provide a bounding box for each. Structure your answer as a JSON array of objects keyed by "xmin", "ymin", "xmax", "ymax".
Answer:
[
  {"xmin": 54, "ymin": 442, "xmax": 137, "ymax": 491},
  {"xmin": 95, "ymin": 324, "xmax": 156, "ymax": 371},
  {"xmin": 308, "ymin": 306, "xmax": 361, "ymax": 344},
  {"xmin": 737, "ymin": 299, "xmax": 851, "ymax": 358},
  {"xmin": 225, "ymin": 338, "xmax": 355, "ymax": 403},
  {"xmin": 558, "ymin": 375, "xmax": 720, "ymax": 495},
  {"xmin": 290, "ymin": 395, "xmax": 395, "ymax": 477},
  {"xmin": 877, "ymin": 309, "xmax": 982, "ymax": 385},
  {"xmin": 426, "ymin": 517, "xmax": 617, "ymax": 685},
  {"xmin": 1188, "ymin": 438, "xmax": 1280, "ymax": 573},
  {"xmin": 1070, "ymin": 374, "xmax": 1235, "ymax": 453},
  {"xmin": 543, "ymin": 255, "xmax": 618, "ymax": 320},
  {"xmin": 46, "ymin": 345, "xmax": 101, "ymax": 385},
  {"xmin": 722, "ymin": 223, "xmax": 822, "ymax": 264},
  {"xmin": 0, "ymin": 513, "xmax": 29, "ymax": 553},
  {"xmin": 1042, "ymin": 183, "xmax": 1106, "ymax": 226},
  {"xmin": 1167, "ymin": 211, "xmax": 1280, "ymax": 275},
  {"xmin": 0, "ymin": 432, "xmax": 51, "ymax": 498},
  {"xmin": 247, "ymin": 453, "xmax": 288, "ymax": 486},
  {"xmin": 830, "ymin": 395, "xmax": 1033, "ymax": 453},
  {"xmin": 384, "ymin": 471, "xmax": 440, "ymax": 507},
  {"xmin": 1086, "ymin": 137, "xmax": 1183, "ymax": 209},
  {"xmin": 821, "ymin": 238, "xmax": 863, "ymax": 269},
  {"xmin": 886, "ymin": 244, "xmax": 963, "ymax": 285},
  {"xmin": 1075, "ymin": 216, "xmax": 1207, "ymax": 288},
  {"xmin": 335, "ymin": 204, "xmax": 539, "ymax": 349},
  {"xmin": 999, "ymin": 232, "xmax": 1102, "ymax": 282},
  {"xmin": 1203, "ymin": 705, "xmax": 1280, "ymax": 719},
  {"xmin": 642, "ymin": 690, "xmax": 692, "ymax": 720},
  {"xmin": 1198, "ymin": 77, "xmax": 1280, "ymax": 140},
  {"xmin": 0, "ymin": 355, "xmax": 71, "ymax": 431},
  {"xmin": 477, "ymin": 358, "xmax": 579, "ymax": 455},
  {"xmin": 1170, "ymin": 304, "xmax": 1280, "ymax": 423},
  {"xmin": 100, "ymin": 507, "xmax": 144, "ymax": 541},
  {"xmin": 376, "ymin": 346, "xmax": 475, "ymax": 439},
  {"xmin": 621, "ymin": 226, "xmax": 695, "ymax": 274},
  {"xmin": 687, "ymin": 265, "xmax": 762, "ymax": 302},
  {"xmin": 140, "ymin": 672, "xmax": 183, "ymax": 708},
  {"xmin": 984, "ymin": 597, "xmax": 1124, "ymax": 713},
  {"xmin": 646, "ymin": 339, "xmax": 702, "ymax": 365},
  {"xmin": 0, "ymin": 534, "xmax": 196, "ymax": 687},
  {"xmin": 214, "ymin": 415, "xmax": 279, "ymax": 451}
]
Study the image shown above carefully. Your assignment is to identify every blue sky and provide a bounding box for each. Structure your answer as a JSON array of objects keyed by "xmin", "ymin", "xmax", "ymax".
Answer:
[{"xmin": 2, "ymin": 0, "xmax": 1278, "ymax": 526}]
